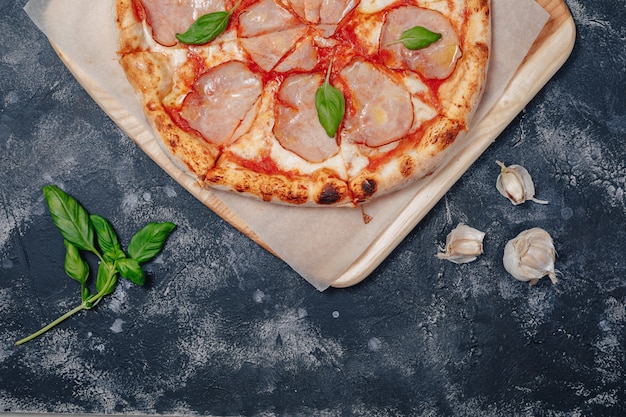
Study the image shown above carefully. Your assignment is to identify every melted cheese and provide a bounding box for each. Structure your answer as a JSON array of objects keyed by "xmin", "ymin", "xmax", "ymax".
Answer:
[{"xmin": 357, "ymin": 0, "xmax": 397, "ymax": 14}]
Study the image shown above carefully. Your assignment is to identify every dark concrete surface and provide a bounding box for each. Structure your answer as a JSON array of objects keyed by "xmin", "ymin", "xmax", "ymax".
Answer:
[{"xmin": 1, "ymin": 0, "xmax": 625, "ymax": 415}]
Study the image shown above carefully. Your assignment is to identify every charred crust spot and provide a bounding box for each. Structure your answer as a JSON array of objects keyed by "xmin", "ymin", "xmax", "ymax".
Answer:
[
  {"xmin": 361, "ymin": 178, "xmax": 377, "ymax": 196},
  {"xmin": 317, "ymin": 183, "xmax": 342, "ymax": 205},
  {"xmin": 441, "ymin": 130, "xmax": 456, "ymax": 147},
  {"xmin": 350, "ymin": 177, "xmax": 377, "ymax": 203},
  {"xmin": 399, "ymin": 156, "xmax": 416, "ymax": 178}
]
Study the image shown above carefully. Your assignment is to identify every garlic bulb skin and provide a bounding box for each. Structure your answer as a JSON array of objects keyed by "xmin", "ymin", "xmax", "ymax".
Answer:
[
  {"xmin": 496, "ymin": 161, "xmax": 548, "ymax": 205},
  {"xmin": 503, "ymin": 227, "xmax": 558, "ymax": 285},
  {"xmin": 437, "ymin": 223, "xmax": 485, "ymax": 264}
]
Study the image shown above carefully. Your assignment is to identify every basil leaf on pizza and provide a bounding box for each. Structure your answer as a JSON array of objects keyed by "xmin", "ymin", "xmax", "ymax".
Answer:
[
  {"xmin": 117, "ymin": 0, "xmax": 490, "ymax": 206},
  {"xmin": 316, "ymin": 62, "xmax": 345, "ymax": 138},
  {"xmin": 388, "ymin": 26, "xmax": 442, "ymax": 50},
  {"xmin": 176, "ymin": 0, "xmax": 241, "ymax": 45}
]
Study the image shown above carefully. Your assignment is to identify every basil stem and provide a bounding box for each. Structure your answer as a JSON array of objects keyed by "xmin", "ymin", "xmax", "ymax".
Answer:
[
  {"xmin": 176, "ymin": 0, "xmax": 242, "ymax": 45},
  {"xmin": 96, "ymin": 261, "xmax": 118, "ymax": 296},
  {"xmin": 315, "ymin": 60, "xmax": 345, "ymax": 138},
  {"xmin": 387, "ymin": 26, "xmax": 442, "ymax": 50}
]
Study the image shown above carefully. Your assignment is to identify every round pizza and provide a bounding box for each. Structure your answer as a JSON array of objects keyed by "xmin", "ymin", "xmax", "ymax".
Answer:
[{"xmin": 116, "ymin": 0, "xmax": 490, "ymax": 206}]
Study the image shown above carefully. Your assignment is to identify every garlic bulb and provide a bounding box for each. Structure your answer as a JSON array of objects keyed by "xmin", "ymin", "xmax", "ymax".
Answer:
[
  {"xmin": 437, "ymin": 223, "xmax": 485, "ymax": 264},
  {"xmin": 496, "ymin": 161, "xmax": 548, "ymax": 205},
  {"xmin": 503, "ymin": 227, "xmax": 558, "ymax": 285}
]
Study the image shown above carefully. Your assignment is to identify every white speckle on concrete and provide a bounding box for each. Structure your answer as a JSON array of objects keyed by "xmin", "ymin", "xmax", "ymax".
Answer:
[
  {"xmin": 561, "ymin": 207, "xmax": 574, "ymax": 219},
  {"xmin": 110, "ymin": 319, "xmax": 125, "ymax": 333},
  {"xmin": 164, "ymin": 185, "xmax": 177, "ymax": 198},
  {"xmin": 368, "ymin": 337, "xmax": 382, "ymax": 351},
  {"xmin": 252, "ymin": 289, "xmax": 265, "ymax": 303}
]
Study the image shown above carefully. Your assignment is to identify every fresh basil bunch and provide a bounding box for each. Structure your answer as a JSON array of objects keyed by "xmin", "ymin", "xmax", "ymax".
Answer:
[{"xmin": 15, "ymin": 185, "xmax": 176, "ymax": 345}]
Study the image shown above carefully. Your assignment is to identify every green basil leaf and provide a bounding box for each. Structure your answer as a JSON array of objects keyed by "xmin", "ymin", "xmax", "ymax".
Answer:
[
  {"xmin": 116, "ymin": 258, "xmax": 145, "ymax": 286},
  {"xmin": 96, "ymin": 262, "xmax": 117, "ymax": 296},
  {"xmin": 90, "ymin": 214, "xmax": 125, "ymax": 262},
  {"xmin": 396, "ymin": 26, "xmax": 442, "ymax": 50},
  {"xmin": 82, "ymin": 286, "xmax": 91, "ymax": 302},
  {"xmin": 127, "ymin": 222, "xmax": 176, "ymax": 264},
  {"xmin": 177, "ymin": 10, "xmax": 235, "ymax": 45},
  {"xmin": 315, "ymin": 63, "xmax": 345, "ymax": 138},
  {"xmin": 175, "ymin": 0, "xmax": 241, "ymax": 44},
  {"xmin": 63, "ymin": 239, "xmax": 89, "ymax": 285},
  {"xmin": 43, "ymin": 185, "xmax": 97, "ymax": 253}
]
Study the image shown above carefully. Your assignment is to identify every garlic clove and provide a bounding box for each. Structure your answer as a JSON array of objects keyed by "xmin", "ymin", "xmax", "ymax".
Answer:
[
  {"xmin": 496, "ymin": 161, "xmax": 548, "ymax": 205},
  {"xmin": 503, "ymin": 227, "xmax": 558, "ymax": 285},
  {"xmin": 437, "ymin": 223, "xmax": 485, "ymax": 264}
]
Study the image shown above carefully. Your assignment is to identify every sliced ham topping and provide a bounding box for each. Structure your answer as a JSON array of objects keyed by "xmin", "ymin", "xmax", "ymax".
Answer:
[
  {"xmin": 274, "ymin": 37, "xmax": 318, "ymax": 72},
  {"xmin": 238, "ymin": 0, "xmax": 300, "ymax": 37},
  {"xmin": 141, "ymin": 0, "xmax": 224, "ymax": 46},
  {"xmin": 283, "ymin": 0, "xmax": 355, "ymax": 26},
  {"xmin": 340, "ymin": 60, "xmax": 413, "ymax": 147},
  {"xmin": 282, "ymin": 0, "xmax": 356, "ymax": 36},
  {"xmin": 239, "ymin": 27, "xmax": 308, "ymax": 71},
  {"xmin": 238, "ymin": 0, "xmax": 355, "ymax": 71},
  {"xmin": 180, "ymin": 61, "xmax": 262, "ymax": 145},
  {"xmin": 274, "ymin": 73, "xmax": 340, "ymax": 162},
  {"xmin": 238, "ymin": 0, "xmax": 309, "ymax": 71},
  {"xmin": 380, "ymin": 6, "xmax": 461, "ymax": 80}
]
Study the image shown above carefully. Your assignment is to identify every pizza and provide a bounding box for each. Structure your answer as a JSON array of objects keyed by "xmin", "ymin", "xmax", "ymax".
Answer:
[{"xmin": 115, "ymin": 0, "xmax": 490, "ymax": 206}]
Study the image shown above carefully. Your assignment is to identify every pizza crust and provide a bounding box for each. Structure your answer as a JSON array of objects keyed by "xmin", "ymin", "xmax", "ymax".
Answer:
[
  {"xmin": 116, "ymin": 0, "xmax": 490, "ymax": 206},
  {"xmin": 119, "ymin": 51, "xmax": 221, "ymax": 177}
]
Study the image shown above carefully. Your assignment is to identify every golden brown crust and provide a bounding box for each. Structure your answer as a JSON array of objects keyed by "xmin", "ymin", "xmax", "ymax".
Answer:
[
  {"xmin": 439, "ymin": 0, "xmax": 491, "ymax": 124},
  {"xmin": 119, "ymin": 52, "xmax": 220, "ymax": 177},
  {"xmin": 206, "ymin": 154, "xmax": 353, "ymax": 206},
  {"xmin": 116, "ymin": 0, "xmax": 490, "ymax": 206},
  {"xmin": 116, "ymin": 0, "xmax": 145, "ymax": 54},
  {"xmin": 349, "ymin": 117, "xmax": 464, "ymax": 202}
]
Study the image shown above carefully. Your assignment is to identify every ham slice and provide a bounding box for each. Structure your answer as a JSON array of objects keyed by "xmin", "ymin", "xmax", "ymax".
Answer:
[
  {"xmin": 283, "ymin": 0, "xmax": 355, "ymax": 26},
  {"xmin": 340, "ymin": 60, "xmax": 413, "ymax": 147},
  {"xmin": 274, "ymin": 37, "xmax": 318, "ymax": 72},
  {"xmin": 238, "ymin": 0, "xmax": 300, "ymax": 37},
  {"xmin": 141, "ymin": 0, "xmax": 225, "ymax": 46},
  {"xmin": 180, "ymin": 61, "xmax": 262, "ymax": 145},
  {"xmin": 238, "ymin": 0, "xmax": 353, "ymax": 72},
  {"xmin": 274, "ymin": 73, "xmax": 340, "ymax": 162},
  {"xmin": 239, "ymin": 27, "xmax": 308, "ymax": 71},
  {"xmin": 380, "ymin": 6, "xmax": 461, "ymax": 80},
  {"xmin": 238, "ymin": 0, "xmax": 310, "ymax": 71}
]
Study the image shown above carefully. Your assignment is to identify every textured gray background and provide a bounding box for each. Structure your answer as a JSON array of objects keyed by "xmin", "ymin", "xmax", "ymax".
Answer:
[{"xmin": 1, "ymin": 0, "xmax": 625, "ymax": 415}]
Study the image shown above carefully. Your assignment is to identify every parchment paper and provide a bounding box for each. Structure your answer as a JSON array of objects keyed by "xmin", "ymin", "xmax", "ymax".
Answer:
[{"xmin": 24, "ymin": 0, "xmax": 549, "ymax": 291}]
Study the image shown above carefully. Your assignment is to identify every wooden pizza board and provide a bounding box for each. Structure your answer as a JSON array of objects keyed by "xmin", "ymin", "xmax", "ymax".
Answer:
[{"xmin": 46, "ymin": 0, "xmax": 575, "ymax": 289}]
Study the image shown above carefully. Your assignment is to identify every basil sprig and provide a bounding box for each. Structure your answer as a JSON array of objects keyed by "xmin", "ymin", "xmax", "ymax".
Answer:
[
  {"xmin": 15, "ymin": 185, "xmax": 176, "ymax": 346},
  {"xmin": 315, "ymin": 61, "xmax": 345, "ymax": 138},
  {"xmin": 176, "ymin": 0, "xmax": 242, "ymax": 45},
  {"xmin": 386, "ymin": 26, "xmax": 442, "ymax": 50}
]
